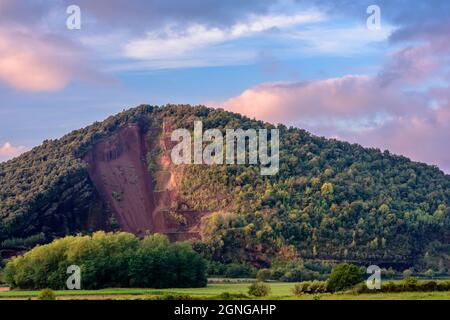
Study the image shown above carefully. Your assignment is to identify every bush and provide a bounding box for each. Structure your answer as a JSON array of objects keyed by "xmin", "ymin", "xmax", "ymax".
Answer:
[
  {"xmin": 293, "ymin": 282, "xmax": 310, "ymax": 295},
  {"xmin": 308, "ymin": 280, "xmax": 328, "ymax": 294},
  {"xmin": 256, "ymin": 269, "xmax": 272, "ymax": 281},
  {"xmin": 420, "ymin": 280, "xmax": 438, "ymax": 291},
  {"xmin": 437, "ymin": 280, "xmax": 450, "ymax": 291},
  {"xmin": 37, "ymin": 288, "xmax": 56, "ymax": 300},
  {"xmin": 350, "ymin": 282, "xmax": 370, "ymax": 294},
  {"xmin": 399, "ymin": 277, "xmax": 418, "ymax": 291},
  {"xmin": 382, "ymin": 281, "xmax": 398, "ymax": 293},
  {"xmin": 3, "ymin": 232, "xmax": 207, "ymax": 290},
  {"xmin": 327, "ymin": 264, "xmax": 363, "ymax": 292},
  {"xmin": 293, "ymin": 281, "xmax": 328, "ymax": 295},
  {"xmin": 248, "ymin": 281, "xmax": 271, "ymax": 297}
]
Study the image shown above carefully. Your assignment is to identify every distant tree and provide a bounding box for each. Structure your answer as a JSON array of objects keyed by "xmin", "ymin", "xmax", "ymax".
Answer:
[
  {"xmin": 403, "ymin": 269, "xmax": 413, "ymax": 279},
  {"xmin": 256, "ymin": 269, "xmax": 272, "ymax": 281},
  {"xmin": 424, "ymin": 269, "xmax": 435, "ymax": 279},
  {"xmin": 224, "ymin": 263, "xmax": 256, "ymax": 278},
  {"xmin": 327, "ymin": 264, "xmax": 363, "ymax": 292},
  {"xmin": 321, "ymin": 182, "xmax": 334, "ymax": 197}
]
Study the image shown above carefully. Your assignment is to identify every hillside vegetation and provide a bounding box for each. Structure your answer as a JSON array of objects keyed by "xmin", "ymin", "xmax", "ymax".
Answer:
[
  {"xmin": 3, "ymin": 231, "xmax": 206, "ymax": 289},
  {"xmin": 1, "ymin": 104, "xmax": 449, "ymax": 271}
]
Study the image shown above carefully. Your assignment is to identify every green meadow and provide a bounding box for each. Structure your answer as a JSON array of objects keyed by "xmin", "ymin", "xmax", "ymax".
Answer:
[{"xmin": 2, "ymin": 281, "xmax": 450, "ymax": 300}]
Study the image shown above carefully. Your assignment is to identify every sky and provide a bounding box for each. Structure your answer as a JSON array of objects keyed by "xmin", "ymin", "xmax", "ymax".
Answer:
[{"xmin": 0, "ymin": 0, "xmax": 449, "ymax": 173}]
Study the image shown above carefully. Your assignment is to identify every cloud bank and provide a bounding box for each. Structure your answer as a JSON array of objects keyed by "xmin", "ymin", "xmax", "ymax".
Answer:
[{"xmin": 220, "ymin": 18, "xmax": 450, "ymax": 172}]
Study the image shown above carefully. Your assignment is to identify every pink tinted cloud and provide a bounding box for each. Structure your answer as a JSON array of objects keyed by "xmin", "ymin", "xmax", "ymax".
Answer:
[
  {"xmin": 0, "ymin": 142, "xmax": 27, "ymax": 162},
  {"xmin": 220, "ymin": 78, "xmax": 450, "ymax": 172},
  {"xmin": 223, "ymin": 75, "xmax": 427, "ymax": 124},
  {"xmin": 0, "ymin": 28, "xmax": 109, "ymax": 91},
  {"xmin": 218, "ymin": 19, "xmax": 450, "ymax": 173}
]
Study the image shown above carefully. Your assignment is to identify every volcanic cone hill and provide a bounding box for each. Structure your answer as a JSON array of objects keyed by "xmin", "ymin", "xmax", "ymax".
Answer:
[{"xmin": 1, "ymin": 104, "xmax": 449, "ymax": 269}]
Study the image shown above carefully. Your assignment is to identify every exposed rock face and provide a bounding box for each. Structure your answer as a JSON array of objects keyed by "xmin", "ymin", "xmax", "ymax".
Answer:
[
  {"xmin": 83, "ymin": 121, "xmax": 209, "ymax": 240},
  {"xmin": 83, "ymin": 124, "xmax": 162, "ymax": 235}
]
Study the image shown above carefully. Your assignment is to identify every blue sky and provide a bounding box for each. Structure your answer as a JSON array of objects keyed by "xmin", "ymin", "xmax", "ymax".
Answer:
[{"xmin": 0, "ymin": 0, "xmax": 449, "ymax": 172}]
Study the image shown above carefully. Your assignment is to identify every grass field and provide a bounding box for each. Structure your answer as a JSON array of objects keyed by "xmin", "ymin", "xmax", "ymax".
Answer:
[{"xmin": 2, "ymin": 281, "xmax": 450, "ymax": 300}]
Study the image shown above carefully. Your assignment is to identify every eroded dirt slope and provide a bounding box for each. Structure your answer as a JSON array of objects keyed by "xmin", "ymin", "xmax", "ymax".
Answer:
[
  {"xmin": 83, "ymin": 121, "xmax": 210, "ymax": 239},
  {"xmin": 83, "ymin": 124, "xmax": 166, "ymax": 235}
]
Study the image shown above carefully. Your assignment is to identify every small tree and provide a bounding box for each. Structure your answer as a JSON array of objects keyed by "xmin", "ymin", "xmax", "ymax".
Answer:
[
  {"xmin": 327, "ymin": 264, "xmax": 363, "ymax": 292},
  {"xmin": 248, "ymin": 281, "xmax": 271, "ymax": 297}
]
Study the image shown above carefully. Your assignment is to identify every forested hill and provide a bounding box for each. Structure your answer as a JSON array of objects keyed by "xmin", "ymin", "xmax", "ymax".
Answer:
[{"xmin": 1, "ymin": 104, "xmax": 449, "ymax": 270}]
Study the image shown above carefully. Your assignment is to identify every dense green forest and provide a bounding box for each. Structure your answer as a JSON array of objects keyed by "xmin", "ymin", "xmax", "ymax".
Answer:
[
  {"xmin": 1, "ymin": 104, "xmax": 449, "ymax": 272},
  {"xmin": 3, "ymin": 231, "xmax": 206, "ymax": 289}
]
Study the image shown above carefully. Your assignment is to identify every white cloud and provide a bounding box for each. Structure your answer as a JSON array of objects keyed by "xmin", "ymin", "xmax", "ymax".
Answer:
[
  {"xmin": 286, "ymin": 24, "xmax": 394, "ymax": 55},
  {"xmin": 124, "ymin": 12, "xmax": 325, "ymax": 60}
]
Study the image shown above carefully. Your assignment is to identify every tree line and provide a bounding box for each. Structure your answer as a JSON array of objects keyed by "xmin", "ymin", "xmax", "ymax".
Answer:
[{"xmin": 2, "ymin": 231, "xmax": 207, "ymax": 289}]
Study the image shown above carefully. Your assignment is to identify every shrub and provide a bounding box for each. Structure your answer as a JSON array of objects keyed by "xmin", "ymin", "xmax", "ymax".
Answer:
[
  {"xmin": 256, "ymin": 269, "xmax": 272, "ymax": 281},
  {"xmin": 327, "ymin": 264, "xmax": 363, "ymax": 292},
  {"xmin": 293, "ymin": 281, "xmax": 328, "ymax": 295},
  {"xmin": 437, "ymin": 280, "xmax": 450, "ymax": 291},
  {"xmin": 293, "ymin": 282, "xmax": 307, "ymax": 295},
  {"xmin": 399, "ymin": 277, "xmax": 418, "ymax": 291},
  {"xmin": 37, "ymin": 288, "xmax": 56, "ymax": 300},
  {"xmin": 381, "ymin": 281, "xmax": 398, "ymax": 293},
  {"xmin": 420, "ymin": 280, "xmax": 438, "ymax": 291},
  {"xmin": 308, "ymin": 280, "xmax": 328, "ymax": 294},
  {"xmin": 248, "ymin": 281, "xmax": 271, "ymax": 297},
  {"xmin": 350, "ymin": 282, "xmax": 370, "ymax": 294},
  {"xmin": 293, "ymin": 282, "xmax": 310, "ymax": 295}
]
